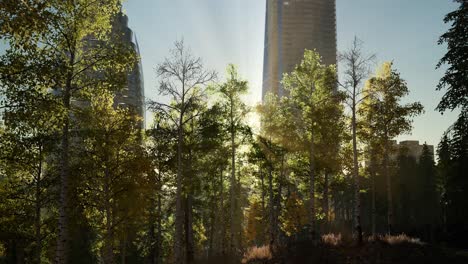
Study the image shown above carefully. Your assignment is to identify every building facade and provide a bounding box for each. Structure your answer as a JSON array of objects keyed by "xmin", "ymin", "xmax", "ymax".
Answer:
[
  {"xmin": 113, "ymin": 14, "xmax": 145, "ymax": 128},
  {"xmin": 262, "ymin": 0, "xmax": 337, "ymax": 99},
  {"xmin": 391, "ymin": 140, "xmax": 435, "ymax": 162}
]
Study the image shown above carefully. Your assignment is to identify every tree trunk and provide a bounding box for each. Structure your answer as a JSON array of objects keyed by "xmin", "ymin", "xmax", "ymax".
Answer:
[
  {"xmin": 260, "ymin": 169, "xmax": 266, "ymax": 243},
  {"xmin": 15, "ymin": 239, "xmax": 25, "ymax": 264},
  {"xmin": 185, "ymin": 140, "xmax": 195, "ymax": 264},
  {"xmin": 208, "ymin": 203, "xmax": 215, "ymax": 258},
  {"xmin": 149, "ymin": 196, "xmax": 156, "ymax": 264},
  {"xmin": 229, "ymin": 102, "xmax": 236, "ymax": 255},
  {"xmin": 219, "ymin": 169, "xmax": 226, "ymax": 256},
  {"xmin": 268, "ymin": 163, "xmax": 276, "ymax": 246},
  {"xmin": 185, "ymin": 195, "xmax": 194, "ymax": 264},
  {"xmin": 383, "ymin": 139, "xmax": 393, "ymax": 234},
  {"xmin": 104, "ymin": 167, "xmax": 114, "ymax": 264},
  {"xmin": 35, "ymin": 149, "xmax": 42, "ymax": 264},
  {"xmin": 323, "ymin": 171, "xmax": 329, "ymax": 233},
  {"xmin": 276, "ymin": 152, "xmax": 284, "ymax": 243},
  {"xmin": 208, "ymin": 174, "xmax": 217, "ymax": 258},
  {"xmin": 174, "ymin": 120, "xmax": 185, "ymax": 264},
  {"xmin": 370, "ymin": 154, "xmax": 377, "ymax": 236},
  {"xmin": 156, "ymin": 194, "xmax": 162, "ymax": 264},
  {"xmin": 56, "ymin": 78, "xmax": 72, "ymax": 264},
  {"xmin": 309, "ymin": 141, "xmax": 316, "ymax": 241},
  {"xmin": 352, "ymin": 105, "xmax": 363, "ymax": 244},
  {"xmin": 120, "ymin": 228, "xmax": 127, "ymax": 264}
]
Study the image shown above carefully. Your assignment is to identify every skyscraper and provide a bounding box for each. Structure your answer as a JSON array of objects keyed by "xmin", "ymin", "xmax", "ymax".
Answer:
[
  {"xmin": 262, "ymin": 0, "xmax": 337, "ymax": 99},
  {"xmin": 113, "ymin": 14, "xmax": 145, "ymax": 128}
]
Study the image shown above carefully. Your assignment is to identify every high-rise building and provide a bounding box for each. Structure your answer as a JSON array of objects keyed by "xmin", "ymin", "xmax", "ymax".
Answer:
[
  {"xmin": 113, "ymin": 14, "xmax": 145, "ymax": 128},
  {"xmin": 262, "ymin": 0, "xmax": 337, "ymax": 99},
  {"xmin": 390, "ymin": 140, "xmax": 435, "ymax": 162}
]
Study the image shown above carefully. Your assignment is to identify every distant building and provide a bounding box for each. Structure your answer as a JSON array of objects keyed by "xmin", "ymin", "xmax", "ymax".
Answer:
[
  {"xmin": 391, "ymin": 140, "xmax": 434, "ymax": 162},
  {"xmin": 113, "ymin": 14, "xmax": 145, "ymax": 129},
  {"xmin": 0, "ymin": 13, "xmax": 145, "ymax": 130},
  {"xmin": 262, "ymin": 0, "xmax": 337, "ymax": 99}
]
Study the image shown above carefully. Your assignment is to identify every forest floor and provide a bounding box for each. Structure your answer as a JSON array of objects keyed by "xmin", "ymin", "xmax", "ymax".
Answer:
[{"xmin": 238, "ymin": 235, "xmax": 468, "ymax": 264}]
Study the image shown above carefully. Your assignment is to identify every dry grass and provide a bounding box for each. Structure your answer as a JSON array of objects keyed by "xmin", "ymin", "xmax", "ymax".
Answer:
[
  {"xmin": 242, "ymin": 245, "xmax": 273, "ymax": 264},
  {"xmin": 321, "ymin": 233, "xmax": 342, "ymax": 246},
  {"xmin": 368, "ymin": 234, "xmax": 424, "ymax": 245}
]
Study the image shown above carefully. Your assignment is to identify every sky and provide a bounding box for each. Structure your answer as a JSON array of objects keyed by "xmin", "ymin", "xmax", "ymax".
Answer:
[
  {"xmin": 121, "ymin": 0, "xmax": 461, "ymax": 150},
  {"xmin": 0, "ymin": 1, "xmax": 460, "ymax": 150}
]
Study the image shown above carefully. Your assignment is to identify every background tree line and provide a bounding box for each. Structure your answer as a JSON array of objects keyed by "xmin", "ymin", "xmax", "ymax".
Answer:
[{"xmin": 0, "ymin": 0, "xmax": 466, "ymax": 264}]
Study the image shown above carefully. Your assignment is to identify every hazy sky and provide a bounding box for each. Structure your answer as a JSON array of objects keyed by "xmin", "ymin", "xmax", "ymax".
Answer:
[
  {"xmin": 122, "ymin": 0, "xmax": 461, "ymax": 149},
  {"xmin": 2, "ymin": 1, "xmax": 461, "ymax": 150}
]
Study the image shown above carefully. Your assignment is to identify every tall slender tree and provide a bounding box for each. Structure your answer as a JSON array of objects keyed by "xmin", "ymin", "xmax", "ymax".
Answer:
[
  {"xmin": 149, "ymin": 40, "xmax": 216, "ymax": 264},
  {"xmin": 436, "ymin": 1, "xmax": 468, "ymax": 246},
  {"xmin": 339, "ymin": 37, "xmax": 375, "ymax": 244},
  {"xmin": 215, "ymin": 64, "xmax": 250, "ymax": 255},
  {"xmin": 281, "ymin": 50, "xmax": 339, "ymax": 241},
  {"xmin": 360, "ymin": 62, "xmax": 423, "ymax": 234}
]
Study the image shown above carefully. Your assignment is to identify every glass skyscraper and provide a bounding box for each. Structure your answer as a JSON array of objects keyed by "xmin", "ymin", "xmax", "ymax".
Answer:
[
  {"xmin": 262, "ymin": 0, "xmax": 337, "ymax": 99},
  {"xmin": 113, "ymin": 14, "xmax": 145, "ymax": 128}
]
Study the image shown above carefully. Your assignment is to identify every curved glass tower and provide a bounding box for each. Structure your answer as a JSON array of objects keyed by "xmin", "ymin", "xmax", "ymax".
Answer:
[
  {"xmin": 113, "ymin": 14, "xmax": 145, "ymax": 129},
  {"xmin": 262, "ymin": 0, "xmax": 337, "ymax": 99}
]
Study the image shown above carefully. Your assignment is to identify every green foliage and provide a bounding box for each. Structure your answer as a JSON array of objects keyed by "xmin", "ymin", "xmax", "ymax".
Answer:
[
  {"xmin": 436, "ymin": 0, "xmax": 468, "ymax": 114},
  {"xmin": 281, "ymin": 49, "xmax": 341, "ymax": 148},
  {"xmin": 0, "ymin": 17, "xmax": 462, "ymax": 262},
  {"xmin": 435, "ymin": 1, "xmax": 468, "ymax": 246},
  {"xmin": 360, "ymin": 62, "xmax": 424, "ymax": 142},
  {"xmin": 76, "ymin": 91, "xmax": 149, "ymax": 262},
  {"xmin": 436, "ymin": 112, "xmax": 468, "ymax": 246}
]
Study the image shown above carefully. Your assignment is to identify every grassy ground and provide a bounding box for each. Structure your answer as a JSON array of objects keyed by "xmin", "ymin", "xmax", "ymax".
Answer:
[{"xmin": 242, "ymin": 234, "xmax": 468, "ymax": 264}]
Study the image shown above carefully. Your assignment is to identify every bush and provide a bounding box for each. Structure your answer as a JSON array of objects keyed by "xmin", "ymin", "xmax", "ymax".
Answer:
[
  {"xmin": 368, "ymin": 234, "xmax": 424, "ymax": 245},
  {"xmin": 242, "ymin": 245, "xmax": 272, "ymax": 264},
  {"xmin": 321, "ymin": 233, "xmax": 342, "ymax": 246}
]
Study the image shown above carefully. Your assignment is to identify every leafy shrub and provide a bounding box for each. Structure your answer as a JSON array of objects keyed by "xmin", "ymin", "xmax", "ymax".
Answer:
[
  {"xmin": 368, "ymin": 234, "xmax": 424, "ymax": 245},
  {"xmin": 321, "ymin": 233, "xmax": 342, "ymax": 246},
  {"xmin": 242, "ymin": 245, "xmax": 272, "ymax": 264}
]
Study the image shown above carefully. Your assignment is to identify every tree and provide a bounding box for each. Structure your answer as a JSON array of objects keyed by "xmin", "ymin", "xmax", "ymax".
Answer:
[
  {"xmin": 437, "ymin": 111, "xmax": 468, "ymax": 247},
  {"xmin": 281, "ymin": 49, "xmax": 339, "ymax": 241},
  {"xmin": 280, "ymin": 192, "xmax": 308, "ymax": 238},
  {"xmin": 256, "ymin": 94, "xmax": 292, "ymax": 246},
  {"xmin": 148, "ymin": 39, "xmax": 216, "ymax": 264},
  {"xmin": 0, "ymin": 116, "xmax": 58, "ymax": 263},
  {"xmin": 77, "ymin": 91, "xmax": 148, "ymax": 263},
  {"xmin": 339, "ymin": 37, "xmax": 375, "ymax": 244},
  {"xmin": 244, "ymin": 200, "xmax": 265, "ymax": 246},
  {"xmin": 417, "ymin": 144, "xmax": 438, "ymax": 242},
  {"xmin": 247, "ymin": 136, "xmax": 273, "ymax": 247},
  {"xmin": 436, "ymin": 0, "xmax": 467, "ymax": 118},
  {"xmin": 0, "ymin": 2, "xmax": 136, "ymax": 262},
  {"xmin": 215, "ymin": 64, "xmax": 250, "ymax": 255},
  {"xmin": 360, "ymin": 62, "xmax": 423, "ymax": 234},
  {"xmin": 436, "ymin": 0, "xmax": 468, "ymax": 247},
  {"xmin": 146, "ymin": 114, "xmax": 177, "ymax": 264},
  {"xmin": 193, "ymin": 104, "xmax": 229, "ymax": 257},
  {"xmin": 437, "ymin": 135, "xmax": 451, "ymax": 233}
]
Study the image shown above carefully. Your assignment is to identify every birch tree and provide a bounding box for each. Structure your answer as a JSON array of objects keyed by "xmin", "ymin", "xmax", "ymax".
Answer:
[
  {"xmin": 339, "ymin": 37, "xmax": 375, "ymax": 243},
  {"xmin": 148, "ymin": 40, "xmax": 216, "ymax": 264}
]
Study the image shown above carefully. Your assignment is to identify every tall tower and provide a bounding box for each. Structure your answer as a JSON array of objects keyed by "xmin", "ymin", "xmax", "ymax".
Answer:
[
  {"xmin": 262, "ymin": 0, "xmax": 337, "ymax": 99},
  {"xmin": 113, "ymin": 14, "xmax": 145, "ymax": 128}
]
